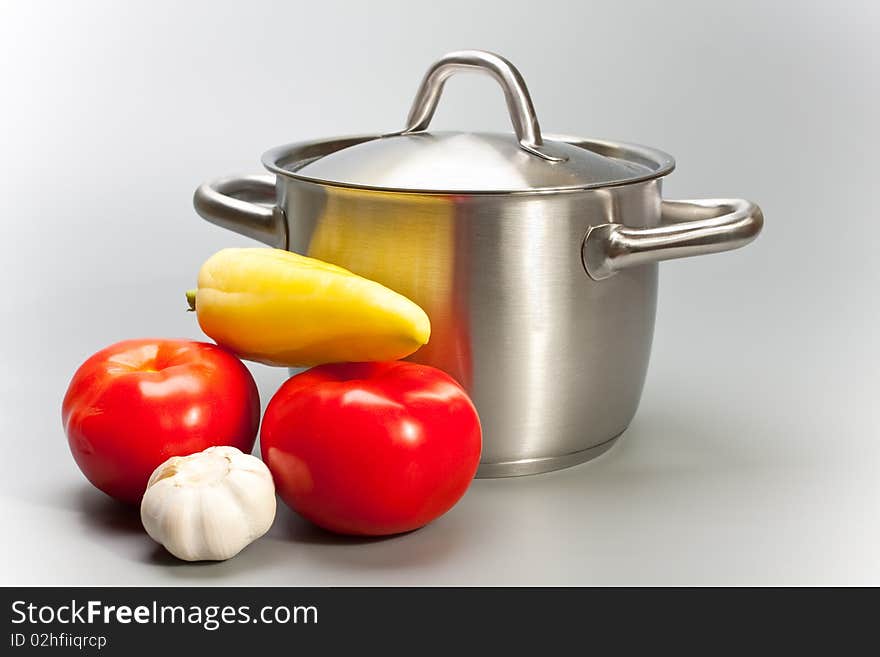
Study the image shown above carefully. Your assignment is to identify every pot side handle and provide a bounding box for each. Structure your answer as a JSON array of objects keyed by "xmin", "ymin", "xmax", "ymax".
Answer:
[
  {"xmin": 581, "ymin": 198, "xmax": 763, "ymax": 281},
  {"xmin": 193, "ymin": 174, "xmax": 288, "ymax": 249}
]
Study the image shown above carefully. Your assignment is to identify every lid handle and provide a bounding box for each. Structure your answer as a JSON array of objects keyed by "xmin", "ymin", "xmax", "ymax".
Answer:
[{"xmin": 398, "ymin": 50, "xmax": 565, "ymax": 162}]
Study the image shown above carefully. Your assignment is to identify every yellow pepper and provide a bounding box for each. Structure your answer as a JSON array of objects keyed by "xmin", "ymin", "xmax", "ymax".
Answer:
[{"xmin": 187, "ymin": 248, "xmax": 431, "ymax": 367}]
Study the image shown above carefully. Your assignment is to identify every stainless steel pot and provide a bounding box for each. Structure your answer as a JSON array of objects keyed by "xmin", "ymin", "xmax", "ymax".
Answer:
[{"xmin": 193, "ymin": 50, "xmax": 763, "ymax": 477}]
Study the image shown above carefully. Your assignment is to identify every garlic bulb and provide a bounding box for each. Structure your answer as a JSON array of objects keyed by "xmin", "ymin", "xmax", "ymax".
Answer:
[{"xmin": 140, "ymin": 446, "xmax": 276, "ymax": 561}]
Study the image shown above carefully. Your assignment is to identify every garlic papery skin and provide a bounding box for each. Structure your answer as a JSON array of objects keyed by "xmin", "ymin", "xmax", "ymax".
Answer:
[{"xmin": 140, "ymin": 446, "xmax": 276, "ymax": 562}]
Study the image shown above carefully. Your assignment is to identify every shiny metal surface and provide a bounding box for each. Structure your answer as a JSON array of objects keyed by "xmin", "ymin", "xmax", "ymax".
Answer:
[
  {"xmin": 295, "ymin": 132, "xmax": 653, "ymax": 193},
  {"xmin": 193, "ymin": 174, "xmax": 287, "ymax": 249},
  {"xmin": 582, "ymin": 198, "xmax": 764, "ymax": 280},
  {"xmin": 265, "ymin": 133, "xmax": 675, "ymax": 194},
  {"xmin": 193, "ymin": 50, "xmax": 763, "ymax": 477},
  {"xmin": 475, "ymin": 432, "xmax": 623, "ymax": 477}
]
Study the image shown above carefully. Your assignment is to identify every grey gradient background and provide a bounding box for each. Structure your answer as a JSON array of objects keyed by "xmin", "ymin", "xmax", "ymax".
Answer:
[{"xmin": 2, "ymin": 0, "xmax": 878, "ymax": 585}]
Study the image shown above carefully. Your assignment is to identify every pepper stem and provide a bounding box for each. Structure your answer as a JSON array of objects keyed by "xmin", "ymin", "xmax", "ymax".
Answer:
[{"xmin": 185, "ymin": 289, "xmax": 197, "ymax": 312}]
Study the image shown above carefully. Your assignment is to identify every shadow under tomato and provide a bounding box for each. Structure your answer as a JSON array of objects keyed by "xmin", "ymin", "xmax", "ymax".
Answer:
[
  {"xmin": 261, "ymin": 504, "xmax": 474, "ymax": 574},
  {"xmin": 65, "ymin": 483, "xmax": 190, "ymax": 567},
  {"xmin": 72, "ymin": 484, "xmax": 144, "ymax": 535},
  {"xmin": 279, "ymin": 510, "xmax": 418, "ymax": 546}
]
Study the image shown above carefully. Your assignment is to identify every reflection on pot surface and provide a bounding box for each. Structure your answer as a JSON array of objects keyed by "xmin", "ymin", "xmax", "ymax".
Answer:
[{"xmin": 304, "ymin": 188, "xmax": 472, "ymax": 390}]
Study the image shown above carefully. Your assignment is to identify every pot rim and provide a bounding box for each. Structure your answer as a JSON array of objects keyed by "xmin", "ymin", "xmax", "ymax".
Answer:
[{"xmin": 261, "ymin": 133, "xmax": 676, "ymax": 196}]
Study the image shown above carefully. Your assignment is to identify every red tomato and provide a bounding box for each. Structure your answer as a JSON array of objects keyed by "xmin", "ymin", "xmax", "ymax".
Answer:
[
  {"xmin": 261, "ymin": 361, "xmax": 481, "ymax": 535},
  {"xmin": 62, "ymin": 339, "xmax": 260, "ymax": 505}
]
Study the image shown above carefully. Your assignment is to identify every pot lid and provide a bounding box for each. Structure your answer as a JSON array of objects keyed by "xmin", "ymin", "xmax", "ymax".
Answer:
[
  {"xmin": 294, "ymin": 130, "xmax": 656, "ymax": 192},
  {"xmin": 276, "ymin": 51, "xmax": 674, "ymax": 194}
]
